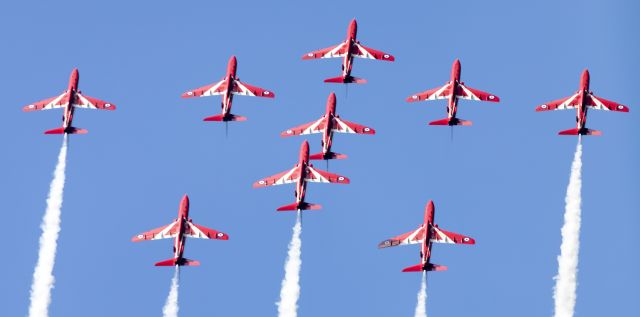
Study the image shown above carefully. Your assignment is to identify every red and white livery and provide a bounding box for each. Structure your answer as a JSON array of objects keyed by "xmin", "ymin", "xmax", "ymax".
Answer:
[
  {"xmin": 378, "ymin": 200, "xmax": 475, "ymax": 272},
  {"xmin": 181, "ymin": 55, "xmax": 275, "ymax": 122},
  {"xmin": 280, "ymin": 92, "xmax": 375, "ymax": 160},
  {"xmin": 253, "ymin": 140, "xmax": 350, "ymax": 211},
  {"xmin": 407, "ymin": 59, "xmax": 499, "ymax": 126},
  {"xmin": 535, "ymin": 69, "xmax": 629, "ymax": 135},
  {"xmin": 132, "ymin": 194, "xmax": 229, "ymax": 266},
  {"xmin": 302, "ymin": 19, "xmax": 394, "ymax": 84},
  {"xmin": 23, "ymin": 68, "xmax": 116, "ymax": 134}
]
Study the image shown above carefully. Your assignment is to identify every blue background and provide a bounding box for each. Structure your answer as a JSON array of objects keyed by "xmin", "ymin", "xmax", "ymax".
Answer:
[{"xmin": 1, "ymin": 0, "xmax": 638, "ymax": 316}]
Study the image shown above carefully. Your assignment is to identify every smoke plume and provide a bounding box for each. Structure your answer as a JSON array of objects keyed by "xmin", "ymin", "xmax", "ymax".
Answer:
[
  {"xmin": 553, "ymin": 139, "xmax": 583, "ymax": 317},
  {"xmin": 28, "ymin": 135, "xmax": 69, "ymax": 317},
  {"xmin": 414, "ymin": 271, "xmax": 428, "ymax": 317},
  {"xmin": 277, "ymin": 211, "xmax": 303, "ymax": 317},
  {"xmin": 163, "ymin": 266, "xmax": 180, "ymax": 317}
]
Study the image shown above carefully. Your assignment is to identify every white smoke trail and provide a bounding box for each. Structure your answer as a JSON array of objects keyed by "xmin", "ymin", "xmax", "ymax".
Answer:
[
  {"xmin": 28, "ymin": 135, "xmax": 69, "ymax": 317},
  {"xmin": 553, "ymin": 139, "xmax": 583, "ymax": 317},
  {"xmin": 277, "ymin": 211, "xmax": 303, "ymax": 317},
  {"xmin": 414, "ymin": 271, "xmax": 428, "ymax": 317},
  {"xmin": 163, "ymin": 266, "xmax": 180, "ymax": 317}
]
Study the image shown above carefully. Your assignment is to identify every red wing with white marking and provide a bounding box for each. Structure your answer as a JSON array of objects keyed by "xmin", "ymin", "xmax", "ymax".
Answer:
[
  {"xmin": 456, "ymin": 84, "xmax": 500, "ymax": 102},
  {"xmin": 333, "ymin": 117, "xmax": 376, "ymax": 134},
  {"xmin": 253, "ymin": 166, "xmax": 302, "ymax": 187},
  {"xmin": 353, "ymin": 43, "xmax": 395, "ymax": 61},
  {"xmin": 378, "ymin": 226, "xmax": 426, "ymax": 248},
  {"xmin": 536, "ymin": 93, "xmax": 580, "ymax": 111},
  {"xmin": 185, "ymin": 222, "xmax": 229, "ymax": 240},
  {"xmin": 232, "ymin": 80, "xmax": 275, "ymax": 98},
  {"xmin": 281, "ymin": 117, "xmax": 328, "ymax": 137},
  {"xmin": 73, "ymin": 93, "xmax": 116, "ymax": 110},
  {"xmin": 302, "ymin": 42, "xmax": 348, "ymax": 59},
  {"xmin": 407, "ymin": 83, "xmax": 454, "ymax": 102},
  {"xmin": 305, "ymin": 166, "xmax": 350, "ymax": 184},
  {"xmin": 181, "ymin": 79, "xmax": 228, "ymax": 98},
  {"xmin": 431, "ymin": 227, "xmax": 475, "ymax": 244},
  {"xmin": 23, "ymin": 92, "xmax": 69, "ymax": 111},
  {"xmin": 131, "ymin": 220, "xmax": 179, "ymax": 241},
  {"xmin": 586, "ymin": 94, "xmax": 629, "ymax": 112}
]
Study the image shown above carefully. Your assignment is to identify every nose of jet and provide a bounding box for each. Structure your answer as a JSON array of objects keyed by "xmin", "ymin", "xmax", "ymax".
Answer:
[
  {"xmin": 580, "ymin": 69, "xmax": 590, "ymax": 89},
  {"xmin": 181, "ymin": 194, "xmax": 190, "ymax": 210},
  {"xmin": 425, "ymin": 200, "xmax": 435, "ymax": 223},
  {"xmin": 301, "ymin": 140, "xmax": 310, "ymax": 157},
  {"xmin": 326, "ymin": 92, "xmax": 337, "ymax": 114}
]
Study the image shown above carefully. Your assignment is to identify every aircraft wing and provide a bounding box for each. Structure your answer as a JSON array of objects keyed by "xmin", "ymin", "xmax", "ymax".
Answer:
[
  {"xmin": 378, "ymin": 226, "xmax": 425, "ymax": 248},
  {"xmin": 456, "ymin": 84, "xmax": 500, "ymax": 102},
  {"xmin": 73, "ymin": 93, "xmax": 116, "ymax": 110},
  {"xmin": 185, "ymin": 221, "xmax": 229, "ymax": 240},
  {"xmin": 131, "ymin": 220, "xmax": 180, "ymax": 242},
  {"xmin": 305, "ymin": 165, "xmax": 350, "ymax": 184},
  {"xmin": 332, "ymin": 117, "xmax": 375, "ymax": 134},
  {"xmin": 253, "ymin": 166, "xmax": 302, "ymax": 187},
  {"xmin": 586, "ymin": 94, "xmax": 629, "ymax": 112},
  {"xmin": 431, "ymin": 227, "xmax": 475, "ymax": 244},
  {"xmin": 181, "ymin": 79, "xmax": 228, "ymax": 98},
  {"xmin": 232, "ymin": 80, "xmax": 275, "ymax": 98},
  {"xmin": 302, "ymin": 42, "xmax": 348, "ymax": 59},
  {"xmin": 406, "ymin": 82, "xmax": 454, "ymax": 102},
  {"xmin": 281, "ymin": 117, "xmax": 328, "ymax": 137},
  {"xmin": 353, "ymin": 43, "xmax": 395, "ymax": 61},
  {"xmin": 535, "ymin": 93, "xmax": 580, "ymax": 111},
  {"xmin": 23, "ymin": 92, "xmax": 69, "ymax": 111}
]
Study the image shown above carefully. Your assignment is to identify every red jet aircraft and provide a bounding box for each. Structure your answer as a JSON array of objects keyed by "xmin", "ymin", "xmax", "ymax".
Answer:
[
  {"xmin": 302, "ymin": 19, "xmax": 394, "ymax": 84},
  {"xmin": 535, "ymin": 69, "xmax": 629, "ymax": 135},
  {"xmin": 378, "ymin": 200, "xmax": 475, "ymax": 272},
  {"xmin": 280, "ymin": 92, "xmax": 375, "ymax": 160},
  {"xmin": 23, "ymin": 68, "xmax": 116, "ymax": 134},
  {"xmin": 407, "ymin": 59, "xmax": 499, "ymax": 126},
  {"xmin": 132, "ymin": 195, "xmax": 229, "ymax": 266},
  {"xmin": 253, "ymin": 140, "xmax": 350, "ymax": 211},
  {"xmin": 181, "ymin": 55, "xmax": 275, "ymax": 122}
]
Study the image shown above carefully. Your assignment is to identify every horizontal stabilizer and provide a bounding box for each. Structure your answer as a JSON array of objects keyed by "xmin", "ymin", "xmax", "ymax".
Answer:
[
  {"xmin": 44, "ymin": 127, "xmax": 88, "ymax": 135},
  {"xmin": 155, "ymin": 258, "xmax": 200, "ymax": 267},
  {"xmin": 203, "ymin": 114, "xmax": 247, "ymax": 122},
  {"xmin": 309, "ymin": 151, "xmax": 347, "ymax": 160},
  {"xmin": 324, "ymin": 76, "xmax": 367, "ymax": 84},
  {"xmin": 401, "ymin": 263, "xmax": 448, "ymax": 272},
  {"xmin": 277, "ymin": 202, "xmax": 322, "ymax": 211},
  {"xmin": 429, "ymin": 118, "xmax": 472, "ymax": 126},
  {"xmin": 558, "ymin": 128, "xmax": 601, "ymax": 136}
]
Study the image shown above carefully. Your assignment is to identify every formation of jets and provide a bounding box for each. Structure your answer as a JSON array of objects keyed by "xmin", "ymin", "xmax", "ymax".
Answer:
[{"xmin": 22, "ymin": 17, "xmax": 630, "ymax": 285}]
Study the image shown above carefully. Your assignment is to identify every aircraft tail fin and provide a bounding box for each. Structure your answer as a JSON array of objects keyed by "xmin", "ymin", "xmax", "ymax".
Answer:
[
  {"xmin": 429, "ymin": 118, "xmax": 472, "ymax": 126},
  {"xmin": 277, "ymin": 202, "xmax": 322, "ymax": 212},
  {"xmin": 155, "ymin": 258, "xmax": 200, "ymax": 267},
  {"xmin": 203, "ymin": 114, "xmax": 247, "ymax": 122},
  {"xmin": 44, "ymin": 127, "xmax": 88, "ymax": 135},
  {"xmin": 558, "ymin": 128, "xmax": 601, "ymax": 136},
  {"xmin": 309, "ymin": 151, "xmax": 347, "ymax": 160},
  {"xmin": 324, "ymin": 75, "xmax": 367, "ymax": 84},
  {"xmin": 402, "ymin": 263, "xmax": 448, "ymax": 272}
]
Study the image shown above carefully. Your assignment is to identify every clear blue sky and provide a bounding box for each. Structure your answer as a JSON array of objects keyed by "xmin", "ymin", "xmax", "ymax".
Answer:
[{"xmin": 1, "ymin": 0, "xmax": 638, "ymax": 316}]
